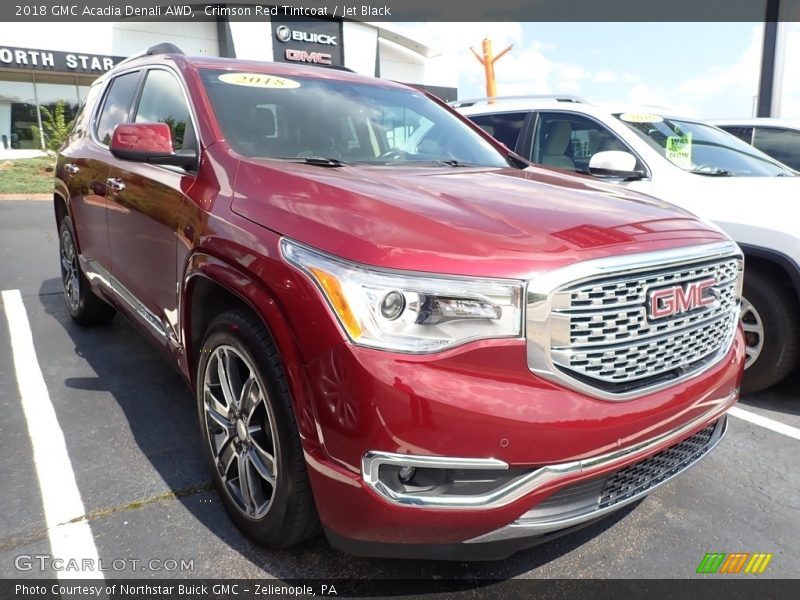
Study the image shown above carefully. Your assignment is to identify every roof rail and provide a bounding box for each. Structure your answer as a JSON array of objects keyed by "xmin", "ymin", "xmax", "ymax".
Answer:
[
  {"xmin": 146, "ymin": 42, "xmax": 185, "ymax": 56},
  {"xmin": 449, "ymin": 94, "xmax": 587, "ymax": 108},
  {"xmin": 111, "ymin": 43, "xmax": 185, "ymax": 71}
]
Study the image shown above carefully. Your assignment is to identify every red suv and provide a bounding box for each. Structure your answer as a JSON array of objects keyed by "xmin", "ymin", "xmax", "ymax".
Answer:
[{"xmin": 54, "ymin": 44, "xmax": 745, "ymax": 560}]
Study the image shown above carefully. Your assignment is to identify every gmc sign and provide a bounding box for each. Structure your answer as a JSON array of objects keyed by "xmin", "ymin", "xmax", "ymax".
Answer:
[
  {"xmin": 649, "ymin": 278, "xmax": 716, "ymax": 320},
  {"xmin": 284, "ymin": 49, "xmax": 332, "ymax": 65}
]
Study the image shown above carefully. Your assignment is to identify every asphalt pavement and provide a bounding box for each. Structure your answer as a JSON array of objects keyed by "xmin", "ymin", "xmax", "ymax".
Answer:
[{"xmin": 1, "ymin": 200, "xmax": 798, "ymax": 580}]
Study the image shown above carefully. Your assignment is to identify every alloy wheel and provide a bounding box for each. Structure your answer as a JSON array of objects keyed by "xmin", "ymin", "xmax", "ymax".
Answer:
[
  {"xmin": 202, "ymin": 345, "xmax": 278, "ymax": 519},
  {"xmin": 60, "ymin": 227, "xmax": 80, "ymax": 312},
  {"xmin": 740, "ymin": 296, "xmax": 764, "ymax": 370}
]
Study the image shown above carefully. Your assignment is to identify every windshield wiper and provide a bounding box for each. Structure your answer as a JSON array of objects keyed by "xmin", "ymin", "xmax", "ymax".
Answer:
[
  {"xmin": 689, "ymin": 169, "xmax": 733, "ymax": 177},
  {"xmin": 274, "ymin": 156, "xmax": 351, "ymax": 167},
  {"xmin": 434, "ymin": 159, "xmax": 477, "ymax": 168}
]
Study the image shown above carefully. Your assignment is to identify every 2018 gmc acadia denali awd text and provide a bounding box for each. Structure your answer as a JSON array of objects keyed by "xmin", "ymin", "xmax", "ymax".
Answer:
[{"xmin": 53, "ymin": 44, "xmax": 745, "ymax": 560}]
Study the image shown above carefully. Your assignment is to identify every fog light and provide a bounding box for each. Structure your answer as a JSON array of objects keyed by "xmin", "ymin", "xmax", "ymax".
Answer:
[
  {"xmin": 398, "ymin": 466, "xmax": 416, "ymax": 483},
  {"xmin": 380, "ymin": 291, "xmax": 405, "ymax": 320}
]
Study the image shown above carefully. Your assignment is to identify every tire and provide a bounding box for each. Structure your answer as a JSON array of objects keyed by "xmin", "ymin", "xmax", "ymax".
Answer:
[
  {"xmin": 196, "ymin": 309, "xmax": 320, "ymax": 548},
  {"xmin": 58, "ymin": 216, "xmax": 116, "ymax": 326},
  {"xmin": 740, "ymin": 268, "xmax": 799, "ymax": 394}
]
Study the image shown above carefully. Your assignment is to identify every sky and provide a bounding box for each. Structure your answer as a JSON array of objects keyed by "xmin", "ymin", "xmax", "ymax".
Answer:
[{"xmin": 394, "ymin": 22, "xmax": 800, "ymax": 120}]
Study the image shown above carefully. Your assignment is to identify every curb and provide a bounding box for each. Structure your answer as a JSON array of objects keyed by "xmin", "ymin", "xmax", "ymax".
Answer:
[{"xmin": 0, "ymin": 194, "xmax": 52, "ymax": 201}]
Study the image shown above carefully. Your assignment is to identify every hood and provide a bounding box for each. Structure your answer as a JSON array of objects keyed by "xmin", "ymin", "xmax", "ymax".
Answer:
[
  {"xmin": 672, "ymin": 174, "xmax": 800, "ymax": 239},
  {"xmin": 232, "ymin": 160, "xmax": 730, "ymax": 278}
]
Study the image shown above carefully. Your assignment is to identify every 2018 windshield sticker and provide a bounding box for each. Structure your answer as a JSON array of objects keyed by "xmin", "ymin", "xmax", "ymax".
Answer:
[
  {"xmin": 218, "ymin": 73, "xmax": 301, "ymax": 89},
  {"xmin": 666, "ymin": 132, "xmax": 693, "ymax": 168},
  {"xmin": 619, "ymin": 113, "xmax": 664, "ymax": 123}
]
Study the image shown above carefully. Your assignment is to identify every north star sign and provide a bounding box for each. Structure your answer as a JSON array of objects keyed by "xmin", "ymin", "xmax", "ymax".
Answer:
[{"xmin": 0, "ymin": 45, "xmax": 123, "ymax": 74}]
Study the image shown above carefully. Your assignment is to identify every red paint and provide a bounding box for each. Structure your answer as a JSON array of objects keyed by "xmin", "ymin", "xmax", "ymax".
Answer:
[{"xmin": 110, "ymin": 122, "xmax": 174, "ymax": 155}]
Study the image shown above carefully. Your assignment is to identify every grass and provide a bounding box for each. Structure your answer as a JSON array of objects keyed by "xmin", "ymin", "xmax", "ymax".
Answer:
[{"xmin": 0, "ymin": 156, "xmax": 56, "ymax": 194}]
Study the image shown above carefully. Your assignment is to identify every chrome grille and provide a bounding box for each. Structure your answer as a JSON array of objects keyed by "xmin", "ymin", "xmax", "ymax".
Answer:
[
  {"xmin": 569, "ymin": 259, "xmax": 740, "ymax": 310},
  {"xmin": 526, "ymin": 242, "xmax": 743, "ymax": 399},
  {"xmin": 599, "ymin": 422, "xmax": 717, "ymax": 508}
]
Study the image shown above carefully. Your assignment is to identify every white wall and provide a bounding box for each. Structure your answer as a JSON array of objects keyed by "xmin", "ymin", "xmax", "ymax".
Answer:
[
  {"xmin": 776, "ymin": 23, "xmax": 799, "ymax": 119},
  {"xmin": 228, "ymin": 22, "xmax": 272, "ymax": 61},
  {"xmin": 111, "ymin": 22, "xmax": 219, "ymax": 57},
  {"xmin": 343, "ymin": 22, "xmax": 378, "ymax": 76}
]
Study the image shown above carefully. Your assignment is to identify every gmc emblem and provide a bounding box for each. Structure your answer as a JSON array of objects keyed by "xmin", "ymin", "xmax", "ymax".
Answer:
[
  {"xmin": 648, "ymin": 277, "xmax": 716, "ymax": 319},
  {"xmin": 285, "ymin": 49, "xmax": 332, "ymax": 65}
]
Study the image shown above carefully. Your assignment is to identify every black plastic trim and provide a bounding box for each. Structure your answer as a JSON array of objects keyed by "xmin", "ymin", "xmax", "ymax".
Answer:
[
  {"xmin": 323, "ymin": 513, "xmax": 614, "ymax": 561},
  {"xmin": 738, "ymin": 242, "xmax": 800, "ymax": 302}
]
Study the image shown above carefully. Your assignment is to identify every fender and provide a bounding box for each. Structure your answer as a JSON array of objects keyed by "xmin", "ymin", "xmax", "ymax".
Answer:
[
  {"xmin": 181, "ymin": 252, "xmax": 324, "ymax": 445},
  {"xmin": 738, "ymin": 243, "xmax": 800, "ymax": 303}
]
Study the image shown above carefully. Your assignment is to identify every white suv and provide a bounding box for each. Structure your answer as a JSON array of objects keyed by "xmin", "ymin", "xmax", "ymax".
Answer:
[{"xmin": 455, "ymin": 96, "xmax": 800, "ymax": 393}]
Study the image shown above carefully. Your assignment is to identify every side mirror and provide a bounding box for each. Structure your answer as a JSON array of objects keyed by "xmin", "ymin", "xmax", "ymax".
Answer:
[
  {"xmin": 588, "ymin": 151, "xmax": 645, "ymax": 180},
  {"xmin": 110, "ymin": 123, "xmax": 197, "ymax": 169}
]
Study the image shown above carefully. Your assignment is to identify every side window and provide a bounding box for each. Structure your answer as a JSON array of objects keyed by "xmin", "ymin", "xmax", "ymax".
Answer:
[
  {"xmin": 468, "ymin": 112, "xmax": 527, "ymax": 151},
  {"xmin": 134, "ymin": 69, "xmax": 193, "ymax": 151},
  {"xmin": 718, "ymin": 125, "xmax": 753, "ymax": 144},
  {"xmin": 95, "ymin": 71, "xmax": 141, "ymax": 145},
  {"xmin": 70, "ymin": 83, "xmax": 103, "ymax": 139},
  {"xmin": 752, "ymin": 127, "xmax": 800, "ymax": 170},
  {"xmin": 531, "ymin": 112, "xmax": 629, "ymax": 173}
]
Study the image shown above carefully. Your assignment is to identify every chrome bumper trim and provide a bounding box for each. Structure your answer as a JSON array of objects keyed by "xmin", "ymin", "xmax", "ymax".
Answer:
[
  {"xmin": 362, "ymin": 390, "xmax": 736, "ymax": 510},
  {"xmin": 466, "ymin": 414, "xmax": 728, "ymax": 543}
]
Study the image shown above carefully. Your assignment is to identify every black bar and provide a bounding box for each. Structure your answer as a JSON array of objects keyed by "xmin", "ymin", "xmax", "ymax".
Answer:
[
  {"xmin": 757, "ymin": 0, "xmax": 781, "ymax": 117},
  {"xmin": 215, "ymin": 5, "xmax": 237, "ymax": 58}
]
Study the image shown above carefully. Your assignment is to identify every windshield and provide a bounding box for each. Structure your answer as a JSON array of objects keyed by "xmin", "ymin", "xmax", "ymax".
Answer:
[
  {"xmin": 199, "ymin": 69, "xmax": 509, "ymax": 167},
  {"xmin": 615, "ymin": 115, "xmax": 795, "ymax": 177}
]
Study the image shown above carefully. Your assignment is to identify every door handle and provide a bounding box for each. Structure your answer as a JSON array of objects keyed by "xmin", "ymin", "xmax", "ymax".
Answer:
[
  {"xmin": 106, "ymin": 178, "xmax": 125, "ymax": 193},
  {"xmin": 64, "ymin": 163, "xmax": 79, "ymax": 174}
]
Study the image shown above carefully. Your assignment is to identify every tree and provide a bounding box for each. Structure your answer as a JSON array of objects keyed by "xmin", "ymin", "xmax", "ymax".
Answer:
[{"xmin": 31, "ymin": 100, "xmax": 75, "ymax": 151}]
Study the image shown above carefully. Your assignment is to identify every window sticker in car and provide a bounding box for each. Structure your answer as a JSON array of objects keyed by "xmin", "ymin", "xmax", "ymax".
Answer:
[
  {"xmin": 666, "ymin": 132, "xmax": 693, "ymax": 168},
  {"xmin": 218, "ymin": 73, "xmax": 301, "ymax": 89},
  {"xmin": 619, "ymin": 113, "xmax": 664, "ymax": 123}
]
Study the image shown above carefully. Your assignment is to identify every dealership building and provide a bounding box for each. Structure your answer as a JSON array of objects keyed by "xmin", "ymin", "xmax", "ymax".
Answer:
[{"xmin": 0, "ymin": 17, "xmax": 456, "ymax": 151}]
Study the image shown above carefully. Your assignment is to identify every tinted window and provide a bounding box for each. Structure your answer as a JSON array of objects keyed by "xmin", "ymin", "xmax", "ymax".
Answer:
[
  {"xmin": 532, "ymin": 112, "xmax": 631, "ymax": 173},
  {"xmin": 95, "ymin": 71, "xmax": 140, "ymax": 145},
  {"xmin": 752, "ymin": 127, "xmax": 800, "ymax": 171},
  {"xmin": 718, "ymin": 125, "xmax": 753, "ymax": 144},
  {"xmin": 468, "ymin": 112, "xmax": 527, "ymax": 151},
  {"xmin": 134, "ymin": 69, "xmax": 193, "ymax": 151},
  {"xmin": 198, "ymin": 69, "xmax": 509, "ymax": 168}
]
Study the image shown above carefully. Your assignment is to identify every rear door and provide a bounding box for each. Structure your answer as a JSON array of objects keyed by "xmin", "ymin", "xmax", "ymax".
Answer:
[{"xmin": 104, "ymin": 67, "xmax": 198, "ymax": 350}]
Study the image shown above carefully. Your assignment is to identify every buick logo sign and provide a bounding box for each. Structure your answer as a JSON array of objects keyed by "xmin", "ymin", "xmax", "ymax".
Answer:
[{"xmin": 274, "ymin": 26, "xmax": 338, "ymax": 46}]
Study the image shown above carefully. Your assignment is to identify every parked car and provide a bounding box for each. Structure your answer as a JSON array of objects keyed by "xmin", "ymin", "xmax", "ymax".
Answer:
[
  {"xmin": 711, "ymin": 118, "xmax": 800, "ymax": 172},
  {"xmin": 456, "ymin": 96, "xmax": 799, "ymax": 393},
  {"xmin": 54, "ymin": 46, "xmax": 744, "ymax": 560}
]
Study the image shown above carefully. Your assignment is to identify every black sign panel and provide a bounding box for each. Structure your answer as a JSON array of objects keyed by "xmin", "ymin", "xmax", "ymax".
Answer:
[
  {"xmin": 0, "ymin": 45, "xmax": 124, "ymax": 75},
  {"xmin": 271, "ymin": 17, "xmax": 343, "ymax": 68}
]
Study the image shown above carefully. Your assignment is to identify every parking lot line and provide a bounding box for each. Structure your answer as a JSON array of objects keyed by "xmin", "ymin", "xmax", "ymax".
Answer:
[
  {"xmin": 729, "ymin": 405, "xmax": 800, "ymax": 441},
  {"xmin": 1, "ymin": 289, "xmax": 103, "ymax": 580}
]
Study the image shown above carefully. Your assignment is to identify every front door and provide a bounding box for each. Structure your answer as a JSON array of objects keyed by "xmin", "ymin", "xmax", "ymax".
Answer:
[{"xmin": 105, "ymin": 67, "xmax": 197, "ymax": 349}]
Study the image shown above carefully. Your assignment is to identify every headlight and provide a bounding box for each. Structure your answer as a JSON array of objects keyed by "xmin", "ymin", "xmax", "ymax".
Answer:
[{"xmin": 280, "ymin": 239, "xmax": 523, "ymax": 353}]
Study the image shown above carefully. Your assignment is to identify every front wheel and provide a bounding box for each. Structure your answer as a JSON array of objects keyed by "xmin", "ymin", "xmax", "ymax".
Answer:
[
  {"xmin": 740, "ymin": 268, "xmax": 799, "ymax": 394},
  {"xmin": 196, "ymin": 309, "xmax": 319, "ymax": 548}
]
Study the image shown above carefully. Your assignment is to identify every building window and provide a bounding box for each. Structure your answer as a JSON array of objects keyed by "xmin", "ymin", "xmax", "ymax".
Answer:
[
  {"xmin": 0, "ymin": 71, "xmax": 37, "ymax": 149},
  {"xmin": 1, "ymin": 70, "xmax": 99, "ymax": 151},
  {"xmin": 33, "ymin": 73, "xmax": 82, "ymax": 150}
]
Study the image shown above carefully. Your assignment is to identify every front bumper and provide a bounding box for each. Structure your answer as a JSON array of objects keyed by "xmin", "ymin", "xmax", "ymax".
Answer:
[{"xmin": 300, "ymin": 330, "xmax": 743, "ymax": 559}]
